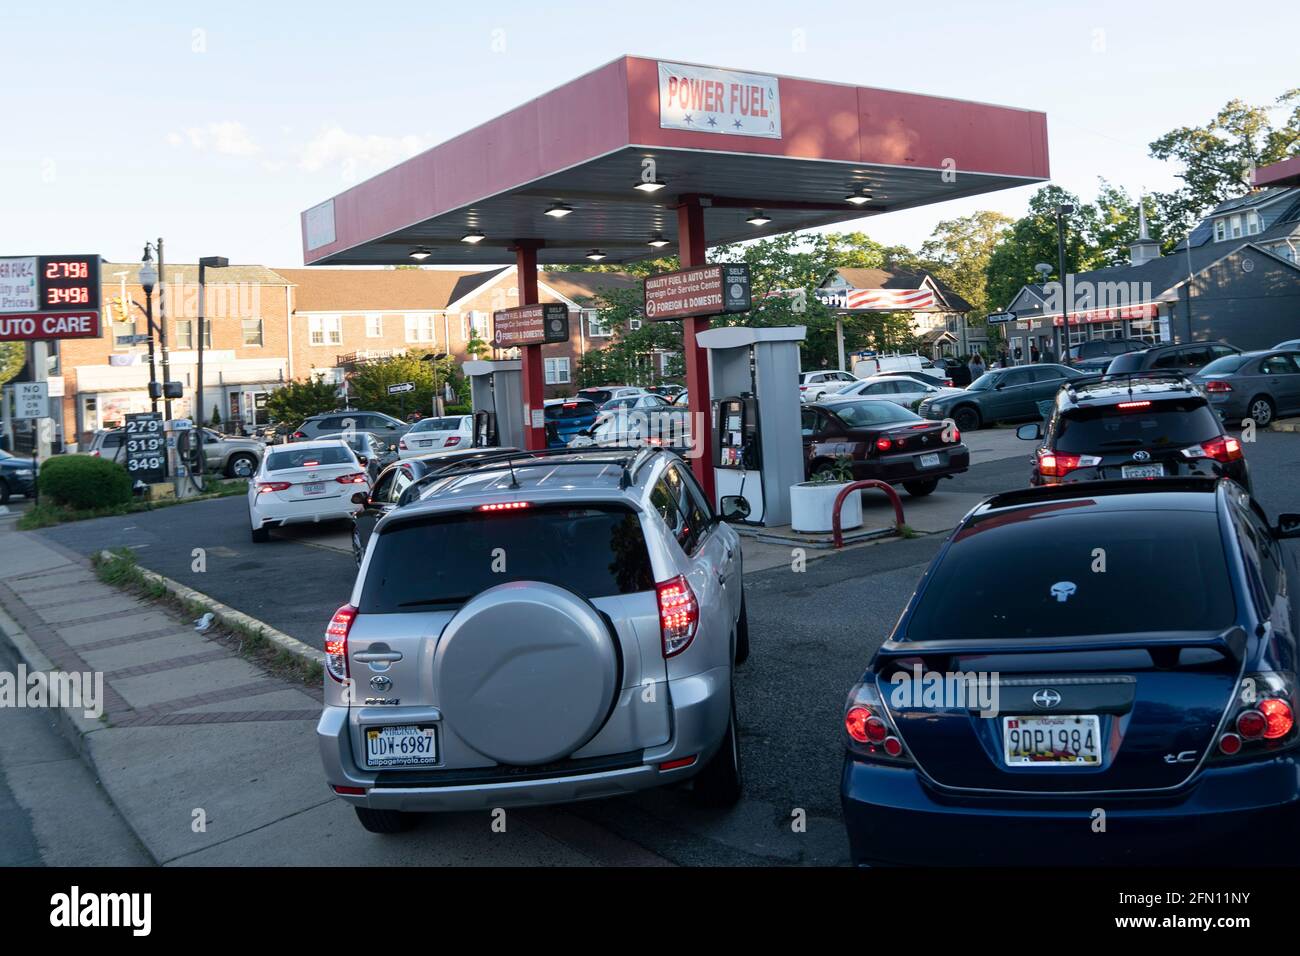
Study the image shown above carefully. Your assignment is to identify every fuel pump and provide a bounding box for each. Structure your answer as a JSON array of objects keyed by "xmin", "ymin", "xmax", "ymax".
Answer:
[{"xmin": 714, "ymin": 392, "xmax": 763, "ymax": 523}]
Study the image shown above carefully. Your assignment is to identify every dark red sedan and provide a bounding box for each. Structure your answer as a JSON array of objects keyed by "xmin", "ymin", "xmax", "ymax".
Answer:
[{"xmin": 801, "ymin": 399, "xmax": 970, "ymax": 496}]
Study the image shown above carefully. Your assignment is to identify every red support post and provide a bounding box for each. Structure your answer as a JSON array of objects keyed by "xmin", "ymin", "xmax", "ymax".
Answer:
[
  {"xmin": 514, "ymin": 241, "xmax": 547, "ymax": 451},
  {"xmin": 677, "ymin": 195, "xmax": 715, "ymax": 502}
]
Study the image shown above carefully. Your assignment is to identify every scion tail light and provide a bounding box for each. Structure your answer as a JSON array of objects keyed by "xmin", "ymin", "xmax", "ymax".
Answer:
[
  {"xmin": 843, "ymin": 680, "xmax": 912, "ymax": 764},
  {"xmin": 324, "ymin": 604, "xmax": 356, "ymax": 683},
  {"xmin": 657, "ymin": 575, "xmax": 699, "ymax": 657},
  {"xmin": 1212, "ymin": 672, "xmax": 1297, "ymax": 762}
]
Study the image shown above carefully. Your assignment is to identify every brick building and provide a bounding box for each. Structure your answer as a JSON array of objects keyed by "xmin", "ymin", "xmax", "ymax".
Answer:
[{"xmin": 40, "ymin": 264, "xmax": 639, "ymax": 450}]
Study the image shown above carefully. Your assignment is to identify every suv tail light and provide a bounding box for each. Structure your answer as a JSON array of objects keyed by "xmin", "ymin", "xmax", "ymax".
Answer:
[
  {"xmin": 256, "ymin": 481, "xmax": 291, "ymax": 494},
  {"xmin": 657, "ymin": 575, "xmax": 698, "ymax": 657},
  {"xmin": 1182, "ymin": 435, "xmax": 1242, "ymax": 463},
  {"xmin": 1203, "ymin": 380, "xmax": 1232, "ymax": 393},
  {"xmin": 844, "ymin": 680, "xmax": 912, "ymax": 764},
  {"xmin": 324, "ymin": 604, "xmax": 356, "ymax": 683},
  {"xmin": 1037, "ymin": 450, "xmax": 1101, "ymax": 477},
  {"xmin": 1212, "ymin": 672, "xmax": 1297, "ymax": 761},
  {"xmin": 335, "ymin": 472, "xmax": 368, "ymax": 484}
]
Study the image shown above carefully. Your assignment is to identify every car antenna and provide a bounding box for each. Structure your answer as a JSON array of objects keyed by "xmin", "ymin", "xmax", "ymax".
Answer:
[{"xmin": 506, "ymin": 454, "xmax": 520, "ymax": 489}]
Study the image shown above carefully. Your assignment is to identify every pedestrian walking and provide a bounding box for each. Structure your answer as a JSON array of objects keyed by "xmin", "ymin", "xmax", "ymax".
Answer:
[
  {"xmin": 1030, "ymin": 344, "xmax": 1040, "ymax": 363},
  {"xmin": 967, "ymin": 351, "xmax": 986, "ymax": 380}
]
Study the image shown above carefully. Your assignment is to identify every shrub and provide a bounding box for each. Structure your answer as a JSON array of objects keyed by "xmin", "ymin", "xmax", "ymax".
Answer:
[
  {"xmin": 39, "ymin": 455, "xmax": 133, "ymax": 509},
  {"xmin": 444, "ymin": 404, "xmax": 472, "ymax": 415}
]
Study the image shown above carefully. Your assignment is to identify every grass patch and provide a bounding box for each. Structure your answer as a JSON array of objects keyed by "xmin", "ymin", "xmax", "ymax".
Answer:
[
  {"xmin": 897, "ymin": 523, "xmax": 922, "ymax": 539},
  {"xmin": 18, "ymin": 479, "xmax": 249, "ymax": 530},
  {"xmin": 91, "ymin": 548, "xmax": 320, "ymax": 687}
]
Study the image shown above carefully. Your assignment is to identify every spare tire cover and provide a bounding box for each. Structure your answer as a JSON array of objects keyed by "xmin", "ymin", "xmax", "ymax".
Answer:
[{"xmin": 434, "ymin": 581, "xmax": 619, "ymax": 766}]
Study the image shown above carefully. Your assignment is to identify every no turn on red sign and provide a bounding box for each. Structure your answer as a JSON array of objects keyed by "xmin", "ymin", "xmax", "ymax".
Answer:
[{"xmin": 11, "ymin": 382, "xmax": 48, "ymax": 420}]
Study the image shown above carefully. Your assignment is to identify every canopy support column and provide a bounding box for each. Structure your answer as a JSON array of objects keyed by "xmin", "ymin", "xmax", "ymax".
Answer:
[
  {"xmin": 677, "ymin": 195, "xmax": 715, "ymax": 502},
  {"xmin": 513, "ymin": 241, "xmax": 547, "ymax": 451}
]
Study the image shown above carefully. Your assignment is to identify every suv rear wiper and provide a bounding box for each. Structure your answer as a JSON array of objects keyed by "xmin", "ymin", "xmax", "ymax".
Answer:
[{"xmin": 396, "ymin": 596, "xmax": 472, "ymax": 608}]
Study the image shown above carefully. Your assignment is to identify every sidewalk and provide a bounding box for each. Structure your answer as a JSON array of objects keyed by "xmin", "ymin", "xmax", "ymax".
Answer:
[{"xmin": 0, "ymin": 529, "xmax": 668, "ymax": 866}]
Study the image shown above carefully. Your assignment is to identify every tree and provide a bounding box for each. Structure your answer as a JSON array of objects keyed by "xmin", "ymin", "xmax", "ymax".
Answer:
[
  {"xmin": 1148, "ymin": 90, "xmax": 1300, "ymax": 239},
  {"xmin": 0, "ymin": 343, "xmax": 24, "ymax": 389},
  {"xmin": 575, "ymin": 288, "xmax": 683, "ymax": 387},
  {"xmin": 264, "ymin": 375, "xmax": 343, "ymax": 424},
  {"xmin": 347, "ymin": 352, "xmax": 459, "ymax": 418},
  {"xmin": 465, "ymin": 328, "xmax": 491, "ymax": 360}
]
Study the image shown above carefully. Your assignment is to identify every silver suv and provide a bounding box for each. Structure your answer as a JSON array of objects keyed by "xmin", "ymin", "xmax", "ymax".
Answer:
[{"xmin": 318, "ymin": 448, "xmax": 750, "ymax": 833}]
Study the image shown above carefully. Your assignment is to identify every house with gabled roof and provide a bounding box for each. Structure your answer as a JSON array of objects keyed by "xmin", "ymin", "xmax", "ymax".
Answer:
[{"xmin": 816, "ymin": 267, "xmax": 977, "ymax": 362}]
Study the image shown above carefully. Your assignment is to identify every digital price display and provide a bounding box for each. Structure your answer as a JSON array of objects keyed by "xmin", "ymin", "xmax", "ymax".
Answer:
[
  {"xmin": 124, "ymin": 413, "xmax": 167, "ymax": 485},
  {"xmin": 0, "ymin": 254, "xmax": 101, "ymax": 341}
]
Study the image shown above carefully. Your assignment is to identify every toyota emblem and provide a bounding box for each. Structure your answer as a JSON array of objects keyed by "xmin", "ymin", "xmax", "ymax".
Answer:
[
  {"xmin": 1032, "ymin": 688, "xmax": 1062, "ymax": 709},
  {"xmin": 1132, "ymin": 450, "xmax": 1151, "ymax": 462}
]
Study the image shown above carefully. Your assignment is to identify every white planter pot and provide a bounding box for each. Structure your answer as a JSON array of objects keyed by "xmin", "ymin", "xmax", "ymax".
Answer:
[{"xmin": 790, "ymin": 481, "xmax": 862, "ymax": 533}]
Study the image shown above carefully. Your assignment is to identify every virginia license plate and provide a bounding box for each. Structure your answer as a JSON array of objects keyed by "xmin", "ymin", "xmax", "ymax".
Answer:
[
  {"xmin": 303, "ymin": 482, "xmax": 326, "ymax": 495},
  {"xmin": 918, "ymin": 453, "xmax": 941, "ymax": 468},
  {"xmin": 365, "ymin": 725, "xmax": 438, "ymax": 768},
  {"xmin": 1121, "ymin": 463, "xmax": 1164, "ymax": 479},
  {"xmin": 1003, "ymin": 715, "xmax": 1101, "ymax": 766}
]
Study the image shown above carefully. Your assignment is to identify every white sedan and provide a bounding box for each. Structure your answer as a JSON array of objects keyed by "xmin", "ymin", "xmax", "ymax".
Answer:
[
  {"xmin": 823, "ymin": 373, "xmax": 944, "ymax": 408},
  {"xmin": 247, "ymin": 439, "xmax": 370, "ymax": 543},
  {"xmin": 396, "ymin": 414, "xmax": 473, "ymax": 458}
]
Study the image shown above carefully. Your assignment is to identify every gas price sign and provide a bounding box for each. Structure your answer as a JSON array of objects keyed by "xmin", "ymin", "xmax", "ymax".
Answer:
[
  {"xmin": 0, "ymin": 255, "xmax": 102, "ymax": 341},
  {"xmin": 124, "ymin": 412, "xmax": 167, "ymax": 485}
]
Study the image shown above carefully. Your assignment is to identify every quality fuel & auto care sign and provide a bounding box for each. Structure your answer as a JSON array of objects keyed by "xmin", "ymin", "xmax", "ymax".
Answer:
[
  {"xmin": 0, "ymin": 255, "xmax": 102, "ymax": 341},
  {"xmin": 493, "ymin": 303, "xmax": 570, "ymax": 348},
  {"xmin": 644, "ymin": 264, "xmax": 752, "ymax": 321},
  {"xmin": 657, "ymin": 62, "xmax": 781, "ymax": 139}
]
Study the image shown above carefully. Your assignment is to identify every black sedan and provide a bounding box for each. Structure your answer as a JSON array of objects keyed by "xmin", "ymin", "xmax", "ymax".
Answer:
[
  {"xmin": 802, "ymin": 399, "xmax": 969, "ymax": 497},
  {"xmin": 0, "ymin": 449, "xmax": 37, "ymax": 504}
]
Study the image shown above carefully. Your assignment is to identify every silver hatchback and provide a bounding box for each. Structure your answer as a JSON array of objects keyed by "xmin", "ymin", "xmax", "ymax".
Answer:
[{"xmin": 317, "ymin": 449, "xmax": 750, "ymax": 833}]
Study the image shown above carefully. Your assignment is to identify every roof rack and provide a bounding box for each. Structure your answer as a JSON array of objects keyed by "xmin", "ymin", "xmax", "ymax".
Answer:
[{"xmin": 1063, "ymin": 369, "xmax": 1198, "ymax": 403}]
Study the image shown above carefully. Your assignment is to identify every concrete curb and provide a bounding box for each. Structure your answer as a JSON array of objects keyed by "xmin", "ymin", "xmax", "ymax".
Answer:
[
  {"xmin": 732, "ymin": 522, "xmax": 898, "ymax": 549},
  {"xmin": 1270, "ymin": 418, "xmax": 1300, "ymax": 433},
  {"xmin": 95, "ymin": 550, "xmax": 325, "ymax": 667}
]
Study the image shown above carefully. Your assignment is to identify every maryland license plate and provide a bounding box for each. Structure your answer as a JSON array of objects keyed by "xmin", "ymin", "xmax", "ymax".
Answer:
[{"xmin": 1003, "ymin": 715, "xmax": 1101, "ymax": 766}]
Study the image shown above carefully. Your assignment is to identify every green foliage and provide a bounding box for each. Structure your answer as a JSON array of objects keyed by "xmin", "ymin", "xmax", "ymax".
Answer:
[
  {"xmin": 347, "ymin": 352, "xmax": 460, "ymax": 418},
  {"xmin": 0, "ymin": 342, "xmax": 24, "ymax": 388},
  {"xmin": 39, "ymin": 455, "xmax": 132, "ymax": 509},
  {"xmin": 576, "ymin": 287, "xmax": 684, "ymax": 388},
  {"xmin": 465, "ymin": 330, "xmax": 491, "ymax": 360},
  {"xmin": 812, "ymin": 455, "xmax": 855, "ymax": 484},
  {"xmin": 265, "ymin": 376, "xmax": 343, "ymax": 424},
  {"xmin": 1148, "ymin": 90, "xmax": 1300, "ymax": 240}
]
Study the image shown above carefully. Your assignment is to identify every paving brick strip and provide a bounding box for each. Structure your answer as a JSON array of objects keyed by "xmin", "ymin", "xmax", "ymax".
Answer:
[{"xmin": 0, "ymin": 530, "xmax": 674, "ymax": 866}]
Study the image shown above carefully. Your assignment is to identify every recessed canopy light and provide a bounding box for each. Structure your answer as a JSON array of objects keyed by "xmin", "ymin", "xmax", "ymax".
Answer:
[
  {"xmin": 845, "ymin": 189, "xmax": 872, "ymax": 206},
  {"xmin": 409, "ymin": 247, "xmax": 433, "ymax": 260},
  {"xmin": 544, "ymin": 203, "xmax": 573, "ymax": 218},
  {"xmin": 647, "ymin": 233, "xmax": 671, "ymax": 248},
  {"xmin": 585, "ymin": 249, "xmax": 607, "ymax": 261},
  {"xmin": 460, "ymin": 231, "xmax": 485, "ymax": 244},
  {"xmin": 746, "ymin": 210, "xmax": 772, "ymax": 226},
  {"xmin": 635, "ymin": 180, "xmax": 667, "ymax": 193}
]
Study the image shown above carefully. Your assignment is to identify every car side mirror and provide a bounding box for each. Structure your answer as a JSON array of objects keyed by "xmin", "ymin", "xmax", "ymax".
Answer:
[
  {"xmin": 719, "ymin": 495, "xmax": 751, "ymax": 522},
  {"xmin": 1273, "ymin": 514, "xmax": 1300, "ymax": 540},
  {"xmin": 1016, "ymin": 423, "xmax": 1041, "ymax": 441},
  {"xmin": 357, "ymin": 455, "xmax": 368, "ymax": 466},
  {"xmin": 351, "ymin": 492, "xmax": 368, "ymax": 505}
]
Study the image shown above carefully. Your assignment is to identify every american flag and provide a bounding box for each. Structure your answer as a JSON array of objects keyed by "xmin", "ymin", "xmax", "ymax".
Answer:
[{"xmin": 815, "ymin": 287, "xmax": 936, "ymax": 311}]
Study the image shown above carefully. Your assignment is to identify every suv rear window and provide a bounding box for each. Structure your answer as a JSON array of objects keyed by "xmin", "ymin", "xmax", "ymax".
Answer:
[
  {"xmin": 545, "ymin": 401, "xmax": 596, "ymax": 420},
  {"xmin": 359, "ymin": 504, "xmax": 655, "ymax": 612},
  {"xmin": 905, "ymin": 509, "xmax": 1234, "ymax": 640},
  {"xmin": 1053, "ymin": 399, "xmax": 1222, "ymax": 453}
]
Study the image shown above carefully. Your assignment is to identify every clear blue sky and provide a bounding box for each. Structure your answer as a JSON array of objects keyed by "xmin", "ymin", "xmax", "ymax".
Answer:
[{"xmin": 2, "ymin": 0, "xmax": 1296, "ymax": 267}]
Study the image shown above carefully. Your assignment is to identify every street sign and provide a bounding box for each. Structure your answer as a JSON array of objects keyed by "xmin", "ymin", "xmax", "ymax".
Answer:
[
  {"xmin": 12, "ymin": 382, "xmax": 48, "ymax": 420},
  {"xmin": 0, "ymin": 255, "xmax": 101, "ymax": 341},
  {"xmin": 493, "ymin": 303, "xmax": 570, "ymax": 348},
  {"xmin": 119, "ymin": 333, "xmax": 151, "ymax": 345},
  {"xmin": 986, "ymin": 311, "xmax": 1017, "ymax": 324},
  {"xmin": 124, "ymin": 412, "xmax": 166, "ymax": 485},
  {"xmin": 387, "ymin": 382, "xmax": 416, "ymax": 395},
  {"xmin": 644, "ymin": 264, "xmax": 751, "ymax": 321}
]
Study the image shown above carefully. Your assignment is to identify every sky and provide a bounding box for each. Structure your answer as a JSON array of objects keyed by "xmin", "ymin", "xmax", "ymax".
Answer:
[{"xmin": 2, "ymin": 0, "xmax": 1297, "ymax": 269}]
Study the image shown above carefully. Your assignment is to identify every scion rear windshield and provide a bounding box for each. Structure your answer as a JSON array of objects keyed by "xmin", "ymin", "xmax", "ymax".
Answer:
[
  {"xmin": 1053, "ymin": 400, "xmax": 1222, "ymax": 453},
  {"xmin": 266, "ymin": 446, "xmax": 354, "ymax": 470},
  {"xmin": 905, "ymin": 509, "xmax": 1235, "ymax": 640},
  {"xmin": 360, "ymin": 504, "xmax": 654, "ymax": 612}
]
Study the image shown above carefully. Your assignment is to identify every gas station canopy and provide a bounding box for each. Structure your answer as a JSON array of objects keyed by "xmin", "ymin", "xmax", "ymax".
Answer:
[{"xmin": 300, "ymin": 56, "xmax": 1049, "ymax": 266}]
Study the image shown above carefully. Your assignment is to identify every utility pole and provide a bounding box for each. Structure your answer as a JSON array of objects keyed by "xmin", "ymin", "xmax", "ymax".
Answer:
[
  {"xmin": 157, "ymin": 238, "xmax": 173, "ymax": 423},
  {"xmin": 1056, "ymin": 203, "xmax": 1075, "ymax": 363},
  {"xmin": 195, "ymin": 256, "xmax": 229, "ymax": 486}
]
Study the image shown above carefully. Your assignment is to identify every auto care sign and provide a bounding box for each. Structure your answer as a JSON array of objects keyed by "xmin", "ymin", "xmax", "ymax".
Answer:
[
  {"xmin": 658, "ymin": 62, "xmax": 781, "ymax": 139},
  {"xmin": 493, "ymin": 303, "xmax": 570, "ymax": 348},
  {"xmin": 0, "ymin": 255, "xmax": 101, "ymax": 341},
  {"xmin": 644, "ymin": 264, "xmax": 752, "ymax": 321}
]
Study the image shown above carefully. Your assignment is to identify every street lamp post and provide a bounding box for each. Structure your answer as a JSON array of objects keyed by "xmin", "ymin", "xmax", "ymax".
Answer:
[
  {"xmin": 138, "ymin": 247, "xmax": 159, "ymax": 414},
  {"xmin": 195, "ymin": 256, "xmax": 229, "ymax": 485},
  {"xmin": 1056, "ymin": 203, "xmax": 1075, "ymax": 363},
  {"xmin": 155, "ymin": 238, "xmax": 174, "ymax": 424}
]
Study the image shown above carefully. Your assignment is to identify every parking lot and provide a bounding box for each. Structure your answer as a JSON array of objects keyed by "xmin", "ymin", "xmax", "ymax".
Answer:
[{"xmin": 10, "ymin": 427, "xmax": 1296, "ymax": 866}]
